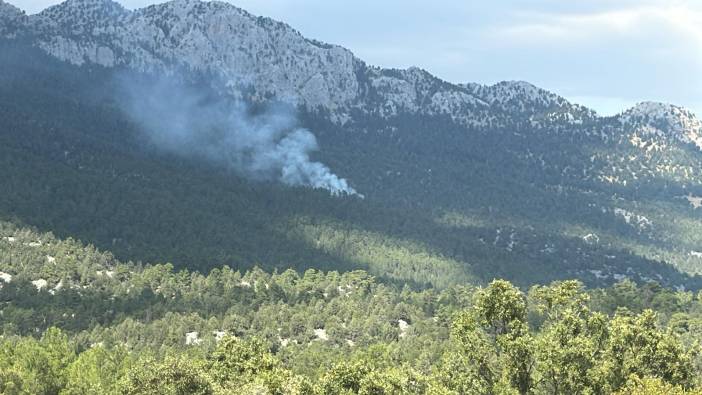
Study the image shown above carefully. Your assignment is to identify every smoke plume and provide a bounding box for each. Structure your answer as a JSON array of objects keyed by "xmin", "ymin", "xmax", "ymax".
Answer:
[{"xmin": 117, "ymin": 75, "xmax": 359, "ymax": 197}]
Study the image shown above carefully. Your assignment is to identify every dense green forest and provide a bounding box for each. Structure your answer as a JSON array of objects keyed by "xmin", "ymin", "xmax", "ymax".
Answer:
[
  {"xmin": 3, "ymin": 35, "xmax": 702, "ymax": 394},
  {"xmin": 2, "ymin": 220, "xmax": 702, "ymax": 394},
  {"xmin": 0, "ymin": 40, "xmax": 700, "ymax": 292}
]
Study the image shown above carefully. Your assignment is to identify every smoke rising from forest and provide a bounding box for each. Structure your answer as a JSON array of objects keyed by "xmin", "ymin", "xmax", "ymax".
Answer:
[{"xmin": 118, "ymin": 76, "xmax": 359, "ymax": 196}]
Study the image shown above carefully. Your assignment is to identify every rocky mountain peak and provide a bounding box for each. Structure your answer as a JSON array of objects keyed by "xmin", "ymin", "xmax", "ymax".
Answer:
[
  {"xmin": 136, "ymin": 0, "xmax": 240, "ymax": 20},
  {"xmin": 38, "ymin": 0, "xmax": 127, "ymax": 21},
  {"xmin": 0, "ymin": 0, "xmax": 26, "ymax": 36},
  {"xmin": 2, "ymin": 0, "xmax": 696, "ymax": 140},
  {"xmin": 620, "ymin": 102, "xmax": 702, "ymax": 149},
  {"xmin": 33, "ymin": 0, "xmax": 128, "ymax": 35},
  {"xmin": 0, "ymin": 0, "xmax": 596, "ymax": 127},
  {"xmin": 0, "ymin": 0, "xmax": 21, "ymax": 17},
  {"xmin": 465, "ymin": 81, "xmax": 572, "ymax": 110},
  {"xmin": 461, "ymin": 80, "xmax": 597, "ymax": 127}
]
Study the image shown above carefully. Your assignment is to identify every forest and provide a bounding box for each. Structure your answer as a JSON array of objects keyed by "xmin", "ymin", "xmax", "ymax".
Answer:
[
  {"xmin": 1, "ymin": 40, "xmax": 701, "ymax": 293},
  {"xmin": 2, "ymin": 219, "xmax": 702, "ymax": 394},
  {"xmin": 3, "ymin": 275, "xmax": 702, "ymax": 394},
  {"xmin": 2, "ymin": 39, "xmax": 702, "ymax": 395}
]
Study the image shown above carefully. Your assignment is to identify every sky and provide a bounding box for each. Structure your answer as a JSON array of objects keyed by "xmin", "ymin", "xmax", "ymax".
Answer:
[{"xmin": 12, "ymin": 0, "xmax": 702, "ymax": 116}]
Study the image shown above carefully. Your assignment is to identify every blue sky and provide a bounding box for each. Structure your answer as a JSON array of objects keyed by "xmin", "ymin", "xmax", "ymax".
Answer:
[{"xmin": 13, "ymin": 0, "xmax": 702, "ymax": 116}]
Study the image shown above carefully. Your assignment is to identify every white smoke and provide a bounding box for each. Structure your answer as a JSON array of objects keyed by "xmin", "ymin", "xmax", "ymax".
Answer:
[{"xmin": 117, "ymin": 75, "xmax": 359, "ymax": 197}]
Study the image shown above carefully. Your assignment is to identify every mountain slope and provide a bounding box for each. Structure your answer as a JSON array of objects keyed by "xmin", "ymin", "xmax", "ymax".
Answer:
[
  {"xmin": 5, "ymin": 0, "xmax": 592, "ymax": 127},
  {"xmin": 1, "ymin": 0, "xmax": 702, "ymax": 290}
]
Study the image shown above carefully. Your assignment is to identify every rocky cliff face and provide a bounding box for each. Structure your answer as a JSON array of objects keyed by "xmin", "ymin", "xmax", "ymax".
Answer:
[
  {"xmin": 22, "ymin": 0, "xmax": 363, "ymax": 113},
  {"xmin": 620, "ymin": 102, "xmax": 702, "ymax": 150},
  {"xmin": 1, "ymin": 0, "xmax": 629, "ymax": 129},
  {"xmin": 2, "ymin": 0, "xmax": 701, "ymax": 167},
  {"xmin": 0, "ymin": 0, "xmax": 26, "ymax": 37}
]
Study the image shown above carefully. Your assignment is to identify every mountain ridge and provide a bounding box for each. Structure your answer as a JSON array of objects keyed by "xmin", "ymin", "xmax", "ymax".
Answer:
[
  {"xmin": 2, "ymin": 0, "xmax": 702, "ymax": 290},
  {"xmin": 3, "ymin": 0, "xmax": 698, "ymax": 133}
]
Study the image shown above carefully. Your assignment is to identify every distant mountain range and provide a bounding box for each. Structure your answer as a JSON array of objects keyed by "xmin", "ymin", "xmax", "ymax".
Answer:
[{"xmin": 2, "ymin": 0, "xmax": 702, "ymax": 290}]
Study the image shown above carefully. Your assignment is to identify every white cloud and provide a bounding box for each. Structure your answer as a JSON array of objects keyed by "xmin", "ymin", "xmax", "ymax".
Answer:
[
  {"xmin": 478, "ymin": 3, "xmax": 702, "ymax": 114},
  {"xmin": 498, "ymin": 5, "xmax": 702, "ymax": 47}
]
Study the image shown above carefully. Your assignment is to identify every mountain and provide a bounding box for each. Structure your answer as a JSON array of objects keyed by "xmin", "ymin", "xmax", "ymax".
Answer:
[
  {"xmin": 621, "ymin": 102, "xmax": 702, "ymax": 149},
  {"xmin": 1, "ymin": 0, "xmax": 702, "ymax": 291},
  {"xmin": 3, "ymin": 2, "xmax": 702, "ymax": 393},
  {"xmin": 0, "ymin": 0, "xmax": 25, "ymax": 35},
  {"xmin": 4, "ymin": 0, "xmax": 591, "ymax": 126}
]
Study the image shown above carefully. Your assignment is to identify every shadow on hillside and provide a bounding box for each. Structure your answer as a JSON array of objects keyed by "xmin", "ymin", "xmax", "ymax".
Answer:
[{"xmin": 1, "ymin": 39, "xmax": 699, "ymax": 291}]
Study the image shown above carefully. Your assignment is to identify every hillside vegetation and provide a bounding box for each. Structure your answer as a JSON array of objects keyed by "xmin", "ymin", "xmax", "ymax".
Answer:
[
  {"xmin": 2, "ymin": 220, "xmax": 702, "ymax": 394},
  {"xmin": 1, "ymin": 40, "xmax": 699, "ymax": 291},
  {"xmin": 3, "ymin": 1, "xmax": 702, "ymax": 393}
]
